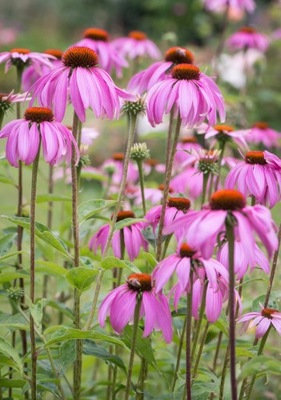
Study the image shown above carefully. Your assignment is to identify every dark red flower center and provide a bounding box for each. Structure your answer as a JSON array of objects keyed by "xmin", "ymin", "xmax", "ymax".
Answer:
[
  {"xmin": 252, "ymin": 121, "xmax": 268, "ymax": 130},
  {"xmin": 165, "ymin": 47, "xmax": 194, "ymax": 65},
  {"xmin": 127, "ymin": 273, "xmax": 152, "ymax": 291},
  {"xmin": 158, "ymin": 184, "xmax": 174, "ymax": 193},
  {"xmin": 24, "ymin": 107, "xmax": 54, "ymax": 123},
  {"xmin": 180, "ymin": 136, "xmax": 197, "ymax": 144},
  {"xmin": 113, "ymin": 152, "xmax": 124, "ymax": 161},
  {"xmin": 129, "ymin": 31, "xmax": 147, "ymax": 41},
  {"xmin": 63, "ymin": 47, "xmax": 99, "ymax": 68},
  {"xmin": 239, "ymin": 26, "xmax": 256, "ymax": 34},
  {"xmin": 214, "ymin": 124, "xmax": 234, "ymax": 133},
  {"xmin": 210, "ymin": 189, "xmax": 246, "ymax": 210},
  {"xmin": 116, "ymin": 211, "xmax": 135, "ymax": 221},
  {"xmin": 179, "ymin": 243, "xmax": 196, "ymax": 258},
  {"xmin": 245, "ymin": 151, "xmax": 266, "ymax": 165},
  {"xmin": 261, "ymin": 307, "xmax": 278, "ymax": 319},
  {"xmin": 172, "ymin": 64, "xmax": 200, "ymax": 80},
  {"xmin": 44, "ymin": 49, "xmax": 63, "ymax": 59},
  {"xmin": 10, "ymin": 48, "xmax": 30, "ymax": 54},
  {"xmin": 83, "ymin": 28, "xmax": 109, "ymax": 42},
  {"xmin": 168, "ymin": 197, "xmax": 191, "ymax": 212}
]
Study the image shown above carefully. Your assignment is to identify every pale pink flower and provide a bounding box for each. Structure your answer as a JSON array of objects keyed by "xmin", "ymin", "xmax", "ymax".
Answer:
[
  {"xmin": 203, "ymin": 0, "xmax": 255, "ymax": 13},
  {"xmin": 0, "ymin": 47, "xmax": 54, "ymax": 73},
  {"xmin": 225, "ymin": 150, "xmax": 281, "ymax": 208},
  {"xmin": 227, "ymin": 27, "xmax": 270, "ymax": 52},
  {"xmin": 135, "ymin": 184, "xmax": 175, "ymax": 206},
  {"xmin": 0, "ymin": 107, "xmax": 79, "ymax": 167},
  {"xmin": 128, "ymin": 46, "xmax": 194, "ymax": 95},
  {"xmin": 0, "ymin": 25, "xmax": 17, "ymax": 45},
  {"xmin": 146, "ymin": 63, "xmax": 225, "ymax": 128},
  {"xmin": 72, "ymin": 27, "xmax": 128, "ymax": 77},
  {"xmin": 112, "ymin": 31, "xmax": 161, "ymax": 60},
  {"xmin": 98, "ymin": 273, "xmax": 172, "ymax": 342},
  {"xmin": 89, "ymin": 211, "xmax": 148, "ymax": 261},
  {"xmin": 164, "ymin": 189, "xmax": 278, "ymax": 262},
  {"xmin": 238, "ymin": 305, "xmax": 281, "ymax": 338},
  {"xmin": 170, "ymin": 166, "xmax": 203, "ymax": 201},
  {"xmin": 246, "ymin": 122, "xmax": 280, "ymax": 147},
  {"xmin": 30, "ymin": 46, "xmax": 133, "ymax": 123},
  {"xmin": 174, "ymin": 136, "xmax": 203, "ymax": 170}
]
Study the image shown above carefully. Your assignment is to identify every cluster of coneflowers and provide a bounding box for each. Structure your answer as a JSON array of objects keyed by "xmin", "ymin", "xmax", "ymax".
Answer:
[{"xmin": 0, "ymin": 0, "xmax": 281, "ymax": 399}]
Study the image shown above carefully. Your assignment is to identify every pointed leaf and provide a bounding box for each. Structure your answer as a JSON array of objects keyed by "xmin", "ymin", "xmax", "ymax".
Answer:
[
  {"xmin": 0, "ymin": 337, "xmax": 23, "ymax": 375},
  {"xmin": 78, "ymin": 199, "xmax": 116, "ymax": 223},
  {"xmin": 65, "ymin": 267, "xmax": 98, "ymax": 291}
]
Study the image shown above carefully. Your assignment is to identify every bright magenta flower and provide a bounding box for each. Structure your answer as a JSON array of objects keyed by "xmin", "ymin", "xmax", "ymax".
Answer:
[
  {"xmin": 170, "ymin": 166, "xmax": 203, "ymax": 201},
  {"xmin": 112, "ymin": 30, "xmax": 161, "ymax": 60},
  {"xmin": 227, "ymin": 27, "xmax": 270, "ymax": 52},
  {"xmin": 30, "ymin": 46, "xmax": 134, "ymax": 122},
  {"xmin": 0, "ymin": 48, "xmax": 54, "ymax": 73},
  {"xmin": 89, "ymin": 211, "xmax": 148, "ymax": 261},
  {"xmin": 146, "ymin": 63, "xmax": 225, "ymax": 128},
  {"xmin": 0, "ymin": 107, "xmax": 79, "ymax": 167},
  {"xmin": 128, "ymin": 46, "xmax": 194, "ymax": 95},
  {"xmin": 72, "ymin": 28, "xmax": 128, "ymax": 77},
  {"xmin": 238, "ymin": 305, "xmax": 281, "ymax": 338},
  {"xmin": 165, "ymin": 189, "xmax": 278, "ymax": 261},
  {"xmin": 174, "ymin": 136, "xmax": 203, "ymax": 170},
  {"xmin": 246, "ymin": 122, "xmax": 280, "ymax": 147},
  {"xmin": 203, "ymin": 0, "xmax": 255, "ymax": 13},
  {"xmin": 98, "ymin": 273, "xmax": 173, "ymax": 342},
  {"xmin": 225, "ymin": 151, "xmax": 281, "ymax": 208}
]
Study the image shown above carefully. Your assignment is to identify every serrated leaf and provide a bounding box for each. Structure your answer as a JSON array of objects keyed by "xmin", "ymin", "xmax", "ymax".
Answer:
[
  {"xmin": 83, "ymin": 340, "xmax": 126, "ymax": 372},
  {"xmin": 0, "ymin": 216, "xmax": 72, "ymax": 260},
  {"xmin": 0, "ymin": 233, "xmax": 16, "ymax": 256},
  {"xmin": 36, "ymin": 261, "xmax": 67, "ymax": 277},
  {"xmin": 78, "ymin": 199, "xmax": 116, "ymax": 223},
  {"xmin": 240, "ymin": 355, "xmax": 281, "ymax": 379},
  {"xmin": 44, "ymin": 327, "xmax": 126, "ymax": 348},
  {"xmin": 114, "ymin": 218, "xmax": 145, "ymax": 231},
  {"xmin": 36, "ymin": 194, "xmax": 71, "ymax": 203},
  {"xmin": 0, "ymin": 337, "xmax": 23, "ymax": 375},
  {"xmin": 65, "ymin": 267, "xmax": 98, "ymax": 291}
]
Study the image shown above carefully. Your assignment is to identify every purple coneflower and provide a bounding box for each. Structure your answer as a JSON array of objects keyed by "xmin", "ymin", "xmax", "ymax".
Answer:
[
  {"xmin": 112, "ymin": 30, "xmax": 161, "ymax": 60},
  {"xmin": 128, "ymin": 46, "xmax": 194, "ymax": 95},
  {"xmin": 170, "ymin": 166, "xmax": 203, "ymax": 201},
  {"xmin": 0, "ymin": 107, "xmax": 79, "ymax": 167},
  {"xmin": 146, "ymin": 63, "xmax": 225, "ymax": 128},
  {"xmin": 198, "ymin": 123, "xmax": 249, "ymax": 150},
  {"xmin": 135, "ymin": 184, "xmax": 175, "ymax": 206},
  {"xmin": 174, "ymin": 136, "xmax": 203, "ymax": 170},
  {"xmin": 72, "ymin": 27, "xmax": 128, "ymax": 77},
  {"xmin": 30, "ymin": 46, "xmax": 133, "ymax": 122},
  {"xmin": 164, "ymin": 189, "xmax": 278, "ymax": 261},
  {"xmin": 98, "ymin": 272, "xmax": 172, "ymax": 342},
  {"xmin": 238, "ymin": 305, "xmax": 281, "ymax": 338},
  {"xmin": 0, "ymin": 47, "xmax": 54, "ymax": 73},
  {"xmin": 246, "ymin": 122, "xmax": 280, "ymax": 147},
  {"xmin": 203, "ymin": 0, "xmax": 255, "ymax": 13},
  {"xmin": 89, "ymin": 211, "xmax": 148, "ymax": 261},
  {"xmin": 225, "ymin": 150, "xmax": 281, "ymax": 208},
  {"xmin": 227, "ymin": 27, "xmax": 270, "ymax": 53}
]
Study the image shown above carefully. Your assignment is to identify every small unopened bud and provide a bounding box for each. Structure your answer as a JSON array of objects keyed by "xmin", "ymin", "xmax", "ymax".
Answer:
[
  {"xmin": 122, "ymin": 96, "xmax": 146, "ymax": 116},
  {"xmin": 130, "ymin": 142, "xmax": 150, "ymax": 161},
  {"xmin": 196, "ymin": 149, "xmax": 221, "ymax": 175},
  {"xmin": 6, "ymin": 287, "xmax": 24, "ymax": 300}
]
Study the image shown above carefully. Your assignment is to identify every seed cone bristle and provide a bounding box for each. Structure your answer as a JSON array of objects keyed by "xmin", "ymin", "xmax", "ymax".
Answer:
[
  {"xmin": 210, "ymin": 189, "xmax": 246, "ymax": 210},
  {"xmin": 127, "ymin": 273, "xmax": 152, "ymax": 291},
  {"xmin": 24, "ymin": 107, "xmax": 54, "ymax": 123},
  {"xmin": 63, "ymin": 46, "xmax": 99, "ymax": 68},
  {"xmin": 172, "ymin": 64, "xmax": 200, "ymax": 80}
]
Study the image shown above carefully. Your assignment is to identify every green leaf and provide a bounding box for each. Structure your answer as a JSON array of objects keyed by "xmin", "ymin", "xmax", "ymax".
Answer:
[
  {"xmin": 65, "ymin": 267, "xmax": 98, "ymax": 291},
  {"xmin": 139, "ymin": 251, "xmax": 157, "ymax": 268},
  {"xmin": 35, "ymin": 261, "xmax": 68, "ymax": 277},
  {"xmin": 114, "ymin": 218, "xmax": 145, "ymax": 231},
  {"xmin": 252, "ymin": 292, "xmax": 281, "ymax": 311},
  {"xmin": 0, "ymin": 174, "xmax": 16, "ymax": 186},
  {"xmin": 59, "ymin": 340, "xmax": 76, "ymax": 368},
  {"xmin": 44, "ymin": 327, "xmax": 126, "ymax": 348},
  {"xmin": 0, "ymin": 215, "xmax": 72, "ymax": 260},
  {"xmin": 123, "ymin": 326, "xmax": 158, "ymax": 370},
  {"xmin": 78, "ymin": 199, "xmax": 116, "ymax": 223},
  {"xmin": 0, "ymin": 233, "xmax": 16, "ymax": 256},
  {"xmin": 83, "ymin": 340, "xmax": 126, "ymax": 372},
  {"xmin": 44, "ymin": 300, "xmax": 73, "ymax": 320},
  {"xmin": 0, "ymin": 271, "xmax": 29, "ymax": 284},
  {"xmin": 29, "ymin": 299, "xmax": 48, "ymax": 333},
  {"xmin": 100, "ymin": 256, "xmax": 128, "ymax": 270},
  {"xmin": 240, "ymin": 355, "xmax": 281, "ymax": 379},
  {"xmin": 36, "ymin": 193, "xmax": 71, "ymax": 203},
  {"xmin": 0, "ymin": 312, "xmax": 29, "ymax": 331},
  {"xmin": 0, "ymin": 250, "xmax": 27, "ymax": 262},
  {"xmin": 0, "ymin": 378, "xmax": 26, "ymax": 388},
  {"xmin": 0, "ymin": 337, "xmax": 23, "ymax": 375}
]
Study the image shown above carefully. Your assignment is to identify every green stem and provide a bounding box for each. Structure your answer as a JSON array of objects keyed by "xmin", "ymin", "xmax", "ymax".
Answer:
[
  {"xmin": 0, "ymin": 111, "xmax": 4, "ymax": 130},
  {"xmin": 161, "ymin": 233, "xmax": 173, "ymax": 261},
  {"xmin": 192, "ymin": 322, "xmax": 210, "ymax": 380},
  {"xmin": 172, "ymin": 317, "xmax": 187, "ymax": 391},
  {"xmin": 264, "ymin": 222, "xmax": 281, "ymax": 308},
  {"xmin": 83, "ymin": 270, "xmax": 104, "ymax": 330},
  {"xmin": 201, "ymin": 173, "xmax": 210, "ymax": 208},
  {"xmin": 136, "ymin": 357, "xmax": 148, "ymax": 400},
  {"xmin": 214, "ymin": 141, "xmax": 226, "ymax": 191},
  {"xmin": 156, "ymin": 114, "xmax": 181, "ymax": 261},
  {"xmin": 124, "ymin": 295, "xmax": 142, "ymax": 400},
  {"xmin": 226, "ymin": 216, "xmax": 237, "ymax": 400},
  {"xmin": 186, "ymin": 270, "xmax": 194, "ymax": 400},
  {"xmin": 219, "ymin": 343, "xmax": 229, "ymax": 400},
  {"xmin": 136, "ymin": 160, "xmax": 146, "ymax": 215},
  {"xmin": 30, "ymin": 143, "xmax": 41, "ymax": 400},
  {"xmin": 191, "ymin": 281, "xmax": 207, "ymax": 361}
]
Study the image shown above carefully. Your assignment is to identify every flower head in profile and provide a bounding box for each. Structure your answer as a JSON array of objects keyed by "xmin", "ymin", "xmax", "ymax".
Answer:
[
  {"xmin": 30, "ymin": 46, "xmax": 134, "ymax": 123},
  {"xmin": 203, "ymin": 0, "xmax": 255, "ymax": 13},
  {"xmin": 164, "ymin": 189, "xmax": 278, "ymax": 262},
  {"xmin": 98, "ymin": 273, "xmax": 172, "ymax": 342},
  {"xmin": 0, "ymin": 107, "xmax": 79, "ymax": 167},
  {"xmin": 225, "ymin": 150, "xmax": 281, "ymax": 208},
  {"xmin": 0, "ymin": 48, "xmax": 54, "ymax": 73},
  {"xmin": 227, "ymin": 27, "xmax": 270, "ymax": 53},
  {"xmin": 174, "ymin": 136, "xmax": 202, "ymax": 170},
  {"xmin": 0, "ymin": 91, "xmax": 31, "ymax": 121},
  {"xmin": 246, "ymin": 122, "xmax": 280, "ymax": 147},
  {"xmin": 72, "ymin": 27, "xmax": 128, "ymax": 77},
  {"xmin": 128, "ymin": 46, "xmax": 194, "ymax": 95},
  {"xmin": 89, "ymin": 211, "xmax": 148, "ymax": 261},
  {"xmin": 152, "ymin": 242, "xmax": 229, "ymax": 322},
  {"xmin": 146, "ymin": 63, "xmax": 225, "ymax": 128},
  {"xmin": 238, "ymin": 304, "xmax": 281, "ymax": 338},
  {"xmin": 198, "ymin": 123, "xmax": 249, "ymax": 150},
  {"xmin": 112, "ymin": 30, "xmax": 161, "ymax": 61}
]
